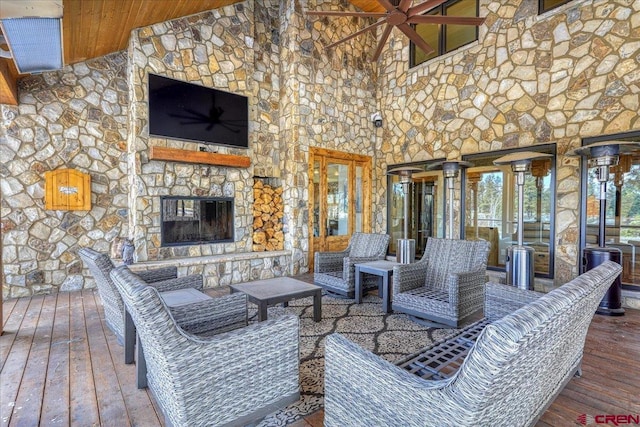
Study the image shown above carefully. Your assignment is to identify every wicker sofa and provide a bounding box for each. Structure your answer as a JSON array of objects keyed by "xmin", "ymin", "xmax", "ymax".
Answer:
[
  {"xmin": 111, "ymin": 265, "xmax": 300, "ymax": 427},
  {"xmin": 325, "ymin": 260, "xmax": 622, "ymax": 427}
]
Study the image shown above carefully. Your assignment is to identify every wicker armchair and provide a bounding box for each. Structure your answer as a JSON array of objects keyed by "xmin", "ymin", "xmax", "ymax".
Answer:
[
  {"xmin": 324, "ymin": 261, "xmax": 623, "ymax": 427},
  {"xmin": 78, "ymin": 247, "xmax": 194, "ymax": 344},
  {"xmin": 314, "ymin": 232, "xmax": 390, "ymax": 298},
  {"xmin": 110, "ymin": 266, "xmax": 300, "ymax": 427},
  {"xmin": 391, "ymin": 237, "xmax": 489, "ymax": 327}
]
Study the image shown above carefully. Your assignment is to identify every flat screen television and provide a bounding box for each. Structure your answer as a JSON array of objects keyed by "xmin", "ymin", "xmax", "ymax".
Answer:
[{"xmin": 148, "ymin": 73, "xmax": 249, "ymax": 149}]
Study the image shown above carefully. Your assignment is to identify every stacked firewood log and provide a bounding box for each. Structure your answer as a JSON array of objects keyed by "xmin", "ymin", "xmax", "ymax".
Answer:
[{"xmin": 252, "ymin": 180, "xmax": 284, "ymax": 251}]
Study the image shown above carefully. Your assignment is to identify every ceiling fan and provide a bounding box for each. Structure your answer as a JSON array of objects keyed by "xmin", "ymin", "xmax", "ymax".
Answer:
[{"xmin": 307, "ymin": 0, "xmax": 485, "ymax": 61}]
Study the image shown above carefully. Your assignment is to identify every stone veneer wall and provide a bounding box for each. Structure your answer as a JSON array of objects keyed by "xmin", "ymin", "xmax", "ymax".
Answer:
[
  {"xmin": 4, "ymin": 0, "xmax": 637, "ymax": 300},
  {"xmin": 127, "ymin": 3, "xmax": 258, "ymax": 262},
  {"xmin": 129, "ymin": 250, "xmax": 290, "ymax": 286},
  {"xmin": 279, "ymin": 0, "xmax": 381, "ymax": 273},
  {"xmin": 1, "ymin": 54, "xmax": 130, "ymax": 297},
  {"xmin": 375, "ymin": 0, "xmax": 640, "ymax": 286},
  {"xmin": 0, "ymin": 0, "xmax": 382, "ymax": 297},
  {"xmin": 127, "ymin": 0, "xmax": 381, "ymax": 275}
]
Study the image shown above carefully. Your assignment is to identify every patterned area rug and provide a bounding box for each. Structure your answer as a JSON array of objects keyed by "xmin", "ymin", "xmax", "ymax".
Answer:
[{"xmin": 252, "ymin": 293, "xmax": 459, "ymax": 426}]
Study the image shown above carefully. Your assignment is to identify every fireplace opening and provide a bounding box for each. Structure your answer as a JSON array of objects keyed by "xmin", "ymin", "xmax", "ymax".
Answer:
[{"xmin": 161, "ymin": 196, "xmax": 234, "ymax": 246}]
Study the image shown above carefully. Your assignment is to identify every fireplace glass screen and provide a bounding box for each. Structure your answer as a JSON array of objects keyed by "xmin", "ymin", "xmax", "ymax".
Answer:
[{"xmin": 161, "ymin": 197, "xmax": 234, "ymax": 246}]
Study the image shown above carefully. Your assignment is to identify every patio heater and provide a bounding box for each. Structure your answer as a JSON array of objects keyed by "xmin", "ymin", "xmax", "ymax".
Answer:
[
  {"xmin": 568, "ymin": 140, "xmax": 640, "ymax": 316},
  {"xmin": 387, "ymin": 166, "xmax": 422, "ymax": 263},
  {"xmin": 428, "ymin": 160, "xmax": 473, "ymax": 239},
  {"xmin": 494, "ymin": 151, "xmax": 553, "ymax": 290}
]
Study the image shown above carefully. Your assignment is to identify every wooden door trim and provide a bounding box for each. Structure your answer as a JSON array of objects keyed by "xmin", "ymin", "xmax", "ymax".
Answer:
[
  {"xmin": 309, "ymin": 148, "xmax": 373, "ymax": 270},
  {"xmin": 310, "ymin": 147, "xmax": 371, "ymax": 163}
]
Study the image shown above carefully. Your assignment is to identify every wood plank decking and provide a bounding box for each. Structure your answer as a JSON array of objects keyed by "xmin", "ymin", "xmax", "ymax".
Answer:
[{"xmin": 1, "ymin": 287, "xmax": 638, "ymax": 427}]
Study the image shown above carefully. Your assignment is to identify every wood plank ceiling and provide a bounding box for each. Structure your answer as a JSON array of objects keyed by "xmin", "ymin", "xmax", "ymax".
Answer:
[
  {"xmin": 62, "ymin": 0, "xmax": 240, "ymax": 64},
  {"xmin": 0, "ymin": 0, "xmax": 380, "ymax": 105},
  {"xmin": 63, "ymin": 0, "xmax": 383, "ymax": 64}
]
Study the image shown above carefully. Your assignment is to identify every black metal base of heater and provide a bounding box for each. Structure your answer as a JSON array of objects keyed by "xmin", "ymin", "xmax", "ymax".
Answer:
[{"xmin": 582, "ymin": 247, "xmax": 625, "ymax": 316}]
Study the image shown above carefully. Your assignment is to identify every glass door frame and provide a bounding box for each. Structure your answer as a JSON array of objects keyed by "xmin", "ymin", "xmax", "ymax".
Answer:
[{"xmin": 386, "ymin": 158, "xmax": 447, "ymax": 259}]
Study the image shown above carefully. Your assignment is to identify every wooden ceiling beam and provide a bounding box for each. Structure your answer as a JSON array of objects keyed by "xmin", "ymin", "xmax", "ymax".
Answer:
[{"xmin": 0, "ymin": 58, "xmax": 18, "ymax": 105}]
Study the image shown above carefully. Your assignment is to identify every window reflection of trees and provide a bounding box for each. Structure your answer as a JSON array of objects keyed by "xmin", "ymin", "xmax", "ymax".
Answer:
[
  {"xmin": 475, "ymin": 172, "xmax": 503, "ymax": 228},
  {"xmin": 463, "ymin": 146, "xmax": 555, "ymax": 278}
]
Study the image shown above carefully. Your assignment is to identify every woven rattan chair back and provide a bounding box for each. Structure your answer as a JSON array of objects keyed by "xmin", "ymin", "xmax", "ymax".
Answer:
[
  {"xmin": 423, "ymin": 238, "xmax": 489, "ymax": 292},
  {"xmin": 78, "ymin": 247, "xmax": 126, "ymax": 342},
  {"xmin": 347, "ymin": 232, "xmax": 390, "ymax": 258}
]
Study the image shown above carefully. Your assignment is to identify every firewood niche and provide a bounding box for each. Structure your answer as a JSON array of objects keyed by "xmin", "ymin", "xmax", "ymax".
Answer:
[{"xmin": 252, "ymin": 178, "xmax": 284, "ymax": 251}]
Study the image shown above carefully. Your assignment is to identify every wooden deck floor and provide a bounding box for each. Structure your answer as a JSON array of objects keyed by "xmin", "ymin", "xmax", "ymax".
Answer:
[{"xmin": 1, "ymin": 288, "xmax": 638, "ymax": 427}]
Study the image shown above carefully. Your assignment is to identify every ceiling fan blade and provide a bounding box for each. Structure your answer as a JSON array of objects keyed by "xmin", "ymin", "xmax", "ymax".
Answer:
[
  {"xmin": 398, "ymin": 0, "xmax": 413, "ymax": 12},
  {"xmin": 376, "ymin": 0, "xmax": 398, "ymax": 12},
  {"xmin": 325, "ymin": 19, "xmax": 386, "ymax": 49},
  {"xmin": 397, "ymin": 23, "xmax": 435, "ymax": 55},
  {"xmin": 407, "ymin": 0, "xmax": 447, "ymax": 16},
  {"xmin": 371, "ymin": 24, "xmax": 394, "ymax": 62},
  {"xmin": 407, "ymin": 15, "xmax": 486, "ymax": 26},
  {"xmin": 306, "ymin": 11, "xmax": 387, "ymax": 18}
]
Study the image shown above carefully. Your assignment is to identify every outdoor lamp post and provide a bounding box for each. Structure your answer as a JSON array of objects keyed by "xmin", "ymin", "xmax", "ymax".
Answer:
[
  {"xmin": 428, "ymin": 160, "xmax": 473, "ymax": 239},
  {"xmin": 494, "ymin": 151, "xmax": 553, "ymax": 291},
  {"xmin": 387, "ymin": 165, "xmax": 422, "ymax": 263},
  {"xmin": 568, "ymin": 140, "xmax": 640, "ymax": 315}
]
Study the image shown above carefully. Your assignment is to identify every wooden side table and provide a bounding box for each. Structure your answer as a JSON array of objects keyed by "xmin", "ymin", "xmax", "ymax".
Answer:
[{"xmin": 355, "ymin": 260, "xmax": 400, "ymax": 313}]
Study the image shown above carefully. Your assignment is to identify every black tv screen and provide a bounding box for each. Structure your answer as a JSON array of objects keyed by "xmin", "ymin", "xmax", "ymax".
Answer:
[{"xmin": 148, "ymin": 74, "xmax": 249, "ymax": 148}]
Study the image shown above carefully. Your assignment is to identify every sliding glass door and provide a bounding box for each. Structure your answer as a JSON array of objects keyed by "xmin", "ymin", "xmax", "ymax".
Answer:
[
  {"xmin": 387, "ymin": 161, "xmax": 446, "ymax": 259},
  {"xmin": 462, "ymin": 145, "xmax": 556, "ymax": 278}
]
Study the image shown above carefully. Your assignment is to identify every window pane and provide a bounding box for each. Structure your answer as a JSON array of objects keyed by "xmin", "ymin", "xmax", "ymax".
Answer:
[
  {"xmin": 388, "ymin": 177, "xmax": 405, "ymax": 255},
  {"xmin": 444, "ymin": 0, "xmax": 477, "ymax": 52},
  {"xmin": 414, "ymin": 176, "xmax": 441, "ymax": 254},
  {"xmin": 355, "ymin": 166, "xmax": 363, "ymax": 232},
  {"xmin": 410, "ymin": 0, "xmax": 479, "ymax": 68},
  {"xmin": 464, "ymin": 148, "xmax": 555, "ymax": 277},
  {"xmin": 620, "ymin": 163, "xmax": 640, "ymax": 242},
  {"xmin": 620, "ymin": 162, "xmax": 640, "ymax": 287},
  {"xmin": 541, "ymin": 0, "xmax": 571, "ymax": 13},
  {"xmin": 414, "ymin": 16, "xmax": 440, "ymax": 66},
  {"xmin": 313, "ymin": 161, "xmax": 320, "ymax": 237},
  {"xmin": 388, "ymin": 167, "xmax": 444, "ymax": 258},
  {"xmin": 327, "ymin": 163, "xmax": 349, "ymax": 236}
]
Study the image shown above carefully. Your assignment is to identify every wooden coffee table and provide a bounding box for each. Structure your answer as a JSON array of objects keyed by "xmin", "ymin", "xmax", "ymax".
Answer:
[{"xmin": 230, "ymin": 277, "xmax": 322, "ymax": 322}]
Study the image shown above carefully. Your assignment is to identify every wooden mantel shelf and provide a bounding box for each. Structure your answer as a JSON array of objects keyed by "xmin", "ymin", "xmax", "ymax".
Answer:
[{"xmin": 149, "ymin": 146, "xmax": 251, "ymax": 168}]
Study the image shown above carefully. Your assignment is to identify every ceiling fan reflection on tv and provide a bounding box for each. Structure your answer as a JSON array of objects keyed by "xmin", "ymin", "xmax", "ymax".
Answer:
[
  {"xmin": 307, "ymin": 0, "xmax": 486, "ymax": 62},
  {"xmin": 170, "ymin": 94, "xmax": 244, "ymax": 134}
]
